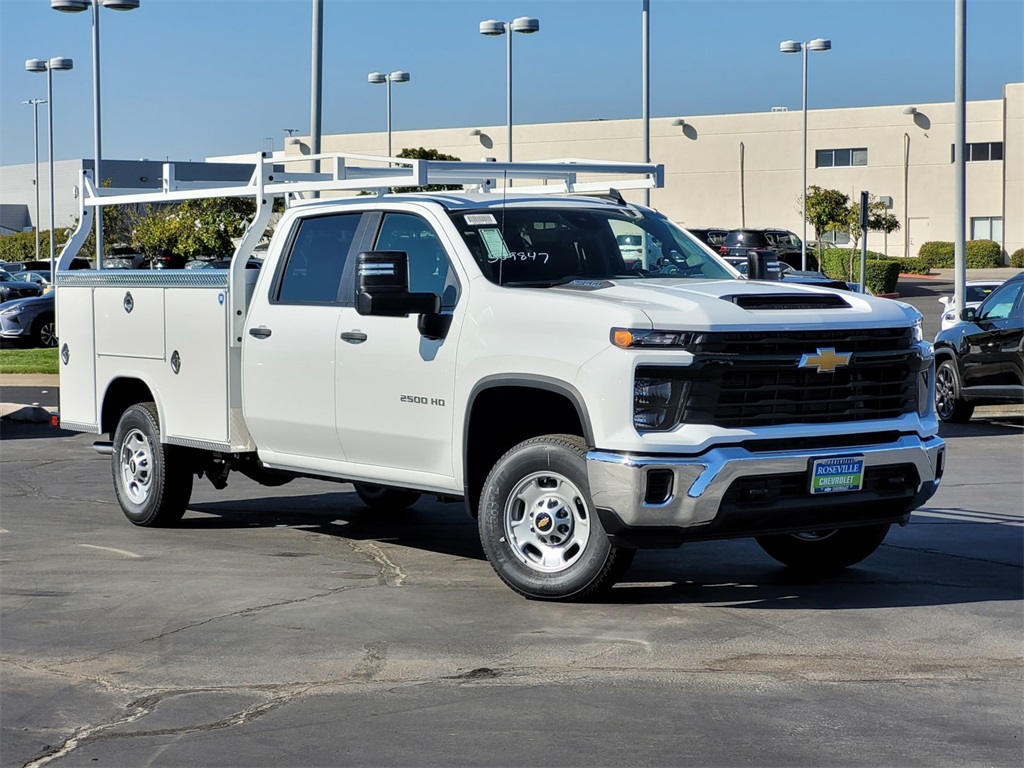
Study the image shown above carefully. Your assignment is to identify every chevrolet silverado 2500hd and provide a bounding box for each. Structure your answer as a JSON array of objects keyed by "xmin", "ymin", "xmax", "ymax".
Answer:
[{"xmin": 54, "ymin": 153, "xmax": 945, "ymax": 600}]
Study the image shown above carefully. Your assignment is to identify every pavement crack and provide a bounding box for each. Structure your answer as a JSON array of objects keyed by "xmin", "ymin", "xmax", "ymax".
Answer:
[
  {"xmin": 347, "ymin": 540, "xmax": 407, "ymax": 586},
  {"xmin": 883, "ymin": 542, "xmax": 1023, "ymax": 569}
]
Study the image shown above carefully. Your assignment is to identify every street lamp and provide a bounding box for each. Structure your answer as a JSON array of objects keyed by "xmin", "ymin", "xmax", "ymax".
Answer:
[
  {"xmin": 51, "ymin": 0, "xmax": 141, "ymax": 269},
  {"xmin": 479, "ymin": 16, "xmax": 540, "ymax": 163},
  {"xmin": 780, "ymin": 37, "xmax": 831, "ymax": 270},
  {"xmin": 26, "ymin": 58, "xmax": 74, "ymax": 280},
  {"xmin": 367, "ymin": 70, "xmax": 410, "ymax": 159},
  {"xmin": 22, "ymin": 98, "xmax": 47, "ymax": 263}
]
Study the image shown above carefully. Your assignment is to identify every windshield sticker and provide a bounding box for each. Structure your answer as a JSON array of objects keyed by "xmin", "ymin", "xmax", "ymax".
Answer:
[
  {"xmin": 479, "ymin": 228, "xmax": 511, "ymax": 260},
  {"xmin": 465, "ymin": 213, "xmax": 497, "ymax": 226}
]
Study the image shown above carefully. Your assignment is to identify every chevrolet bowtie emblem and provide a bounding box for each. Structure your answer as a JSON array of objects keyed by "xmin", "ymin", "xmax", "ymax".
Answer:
[{"xmin": 798, "ymin": 347, "xmax": 852, "ymax": 373}]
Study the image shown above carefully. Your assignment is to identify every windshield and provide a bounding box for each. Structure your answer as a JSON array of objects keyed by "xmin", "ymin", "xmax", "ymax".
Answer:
[{"xmin": 449, "ymin": 206, "xmax": 734, "ymax": 286}]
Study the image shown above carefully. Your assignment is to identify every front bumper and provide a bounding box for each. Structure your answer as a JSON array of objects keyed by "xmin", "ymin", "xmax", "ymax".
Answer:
[{"xmin": 587, "ymin": 434, "xmax": 945, "ymax": 547}]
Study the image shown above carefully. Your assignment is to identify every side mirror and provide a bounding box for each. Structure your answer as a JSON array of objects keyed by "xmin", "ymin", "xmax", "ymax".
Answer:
[
  {"xmin": 938, "ymin": 296, "xmax": 950, "ymax": 306},
  {"xmin": 747, "ymin": 249, "xmax": 781, "ymax": 281},
  {"xmin": 960, "ymin": 306, "xmax": 978, "ymax": 322},
  {"xmin": 355, "ymin": 251, "xmax": 440, "ymax": 317}
]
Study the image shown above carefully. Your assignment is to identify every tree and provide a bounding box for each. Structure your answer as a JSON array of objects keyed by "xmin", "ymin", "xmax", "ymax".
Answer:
[
  {"xmin": 841, "ymin": 195, "xmax": 901, "ymax": 279},
  {"xmin": 393, "ymin": 147, "xmax": 463, "ymax": 193},
  {"xmin": 130, "ymin": 197, "xmax": 257, "ymax": 259},
  {"xmin": 801, "ymin": 186, "xmax": 849, "ymax": 255}
]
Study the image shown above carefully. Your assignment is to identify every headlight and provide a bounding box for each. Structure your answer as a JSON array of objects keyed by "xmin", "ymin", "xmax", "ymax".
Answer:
[
  {"xmin": 634, "ymin": 367, "xmax": 690, "ymax": 431},
  {"xmin": 612, "ymin": 328, "xmax": 704, "ymax": 349},
  {"xmin": 0, "ymin": 305, "xmax": 26, "ymax": 316},
  {"xmin": 911, "ymin": 318, "xmax": 924, "ymax": 343}
]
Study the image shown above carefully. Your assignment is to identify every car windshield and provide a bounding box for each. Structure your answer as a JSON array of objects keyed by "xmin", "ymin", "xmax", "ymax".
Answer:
[
  {"xmin": 965, "ymin": 285, "xmax": 997, "ymax": 303},
  {"xmin": 0, "ymin": 271, "xmax": 19, "ymax": 282},
  {"xmin": 449, "ymin": 206, "xmax": 734, "ymax": 286}
]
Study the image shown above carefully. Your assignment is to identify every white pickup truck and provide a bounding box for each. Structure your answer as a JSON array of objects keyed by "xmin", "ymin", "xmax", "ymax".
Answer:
[{"xmin": 55, "ymin": 152, "xmax": 945, "ymax": 600}]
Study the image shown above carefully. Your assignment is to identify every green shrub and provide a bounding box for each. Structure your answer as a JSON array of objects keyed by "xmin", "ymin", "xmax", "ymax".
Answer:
[
  {"xmin": 873, "ymin": 255, "xmax": 932, "ymax": 275},
  {"xmin": 818, "ymin": 248, "xmax": 901, "ymax": 294},
  {"xmin": 918, "ymin": 241, "xmax": 953, "ymax": 267},
  {"xmin": 917, "ymin": 239, "xmax": 1005, "ymax": 268},
  {"xmin": 864, "ymin": 259, "xmax": 902, "ymax": 295},
  {"xmin": 1010, "ymin": 248, "xmax": 1024, "ymax": 269},
  {"xmin": 0, "ymin": 231, "xmax": 53, "ymax": 264}
]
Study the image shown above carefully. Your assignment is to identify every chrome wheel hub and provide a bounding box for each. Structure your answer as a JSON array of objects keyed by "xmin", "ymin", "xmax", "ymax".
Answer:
[
  {"xmin": 120, "ymin": 428, "xmax": 153, "ymax": 505},
  {"xmin": 503, "ymin": 471, "xmax": 591, "ymax": 573}
]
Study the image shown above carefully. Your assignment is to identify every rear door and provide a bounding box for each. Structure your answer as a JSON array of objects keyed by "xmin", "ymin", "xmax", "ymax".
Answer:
[{"xmin": 242, "ymin": 211, "xmax": 365, "ymax": 463}]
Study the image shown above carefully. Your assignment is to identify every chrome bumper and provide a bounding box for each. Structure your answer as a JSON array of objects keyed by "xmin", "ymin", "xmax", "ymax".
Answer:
[{"xmin": 587, "ymin": 434, "xmax": 945, "ymax": 531}]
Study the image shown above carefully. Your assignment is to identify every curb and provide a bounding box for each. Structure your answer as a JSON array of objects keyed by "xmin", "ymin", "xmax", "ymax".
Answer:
[{"xmin": 0, "ymin": 402, "xmax": 53, "ymax": 423}]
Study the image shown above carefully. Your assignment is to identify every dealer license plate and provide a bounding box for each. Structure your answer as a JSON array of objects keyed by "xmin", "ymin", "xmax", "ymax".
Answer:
[{"xmin": 810, "ymin": 456, "xmax": 865, "ymax": 494}]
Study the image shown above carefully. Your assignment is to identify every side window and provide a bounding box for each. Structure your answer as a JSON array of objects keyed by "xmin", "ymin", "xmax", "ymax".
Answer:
[
  {"xmin": 374, "ymin": 213, "xmax": 455, "ymax": 303},
  {"xmin": 277, "ymin": 213, "xmax": 360, "ymax": 304},
  {"xmin": 977, "ymin": 281, "xmax": 1023, "ymax": 321}
]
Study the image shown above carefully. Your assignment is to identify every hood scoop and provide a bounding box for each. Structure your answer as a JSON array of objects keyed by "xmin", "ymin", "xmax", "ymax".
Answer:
[{"xmin": 723, "ymin": 293, "xmax": 851, "ymax": 310}]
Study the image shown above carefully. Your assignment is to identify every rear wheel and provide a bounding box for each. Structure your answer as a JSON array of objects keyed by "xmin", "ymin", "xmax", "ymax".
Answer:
[
  {"xmin": 352, "ymin": 482, "xmax": 420, "ymax": 511},
  {"xmin": 935, "ymin": 359, "xmax": 974, "ymax": 423},
  {"xmin": 755, "ymin": 523, "xmax": 891, "ymax": 573},
  {"xmin": 112, "ymin": 402, "xmax": 193, "ymax": 527},
  {"xmin": 31, "ymin": 313, "xmax": 57, "ymax": 348},
  {"xmin": 478, "ymin": 434, "xmax": 634, "ymax": 601}
]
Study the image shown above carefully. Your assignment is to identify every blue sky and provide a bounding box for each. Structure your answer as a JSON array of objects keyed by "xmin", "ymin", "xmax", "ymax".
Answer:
[{"xmin": 1, "ymin": 0, "xmax": 1021, "ymax": 166}]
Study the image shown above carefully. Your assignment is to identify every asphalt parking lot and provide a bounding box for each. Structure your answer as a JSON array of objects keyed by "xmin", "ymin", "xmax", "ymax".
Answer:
[{"xmin": 1, "ymin": 273, "xmax": 1021, "ymax": 767}]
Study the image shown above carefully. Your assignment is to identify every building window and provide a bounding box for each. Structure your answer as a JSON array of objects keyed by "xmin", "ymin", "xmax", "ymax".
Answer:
[
  {"xmin": 817, "ymin": 230, "xmax": 851, "ymax": 246},
  {"xmin": 815, "ymin": 148, "xmax": 868, "ymax": 168},
  {"xmin": 951, "ymin": 142, "xmax": 1004, "ymax": 162},
  {"xmin": 970, "ymin": 217, "xmax": 1003, "ymax": 242}
]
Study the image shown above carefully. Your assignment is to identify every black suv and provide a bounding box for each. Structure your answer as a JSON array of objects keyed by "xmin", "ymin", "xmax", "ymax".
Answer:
[
  {"xmin": 932, "ymin": 271, "xmax": 1024, "ymax": 422},
  {"xmin": 720, "ymin": 228, "xmax": 816, "ymax": 271},
  {"xmin": 685, "ymin": 227, "xmax": 729, "ymax": 248}
]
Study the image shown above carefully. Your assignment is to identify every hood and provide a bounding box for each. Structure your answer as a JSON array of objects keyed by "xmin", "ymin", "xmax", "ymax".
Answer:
[
  {"xmin": 0, "ymin": 292, "xmax": 53, "ymax": 311},
  {"xmin": 547, "ymin": 277, "xmax": 920, "ymax": 331}
]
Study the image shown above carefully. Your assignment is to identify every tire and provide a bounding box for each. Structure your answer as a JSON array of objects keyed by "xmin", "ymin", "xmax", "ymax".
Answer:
[
  {"xmin": 478, "ymin": 434, "xmax": 635, "ymax": 601},
  {"xmin": 111, "ymin": 402, "xmax": 192, "ymax": 527},
  {"xmin": 935, "ymin": 359, "xmax": 974, "ymax": 423},
  {"xmin": 31, "ymin": 313, "xmax": 57, "ymax": 348},
  {"xmin": 352, "ymin": 482, "xmax": 420, "ymax": 511},
  {"xmin": 755, "ymin": 523, "xmax": 891, "ymax": 573}
]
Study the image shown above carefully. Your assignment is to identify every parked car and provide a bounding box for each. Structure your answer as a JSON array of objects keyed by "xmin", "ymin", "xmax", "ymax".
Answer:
[
  {"xmin": 0, "ymin": 291, "xmax": 56, "ymax": 348},
  {"xmin": 685, "ymin": 227, "xmax": 729, "ymax": 248},
  {"xmin": 21, "ymin": 271, "xmax": 53, "ymax": 291},
  {"xmin": 0, "ymin": 269, "xmax": 43, "ymax": 303},
  {"xmin": 720, "ymin": 228, "xmax": 816, "ymax": 271},
  {"xmin": 932, "ymin": 271, "xmax": 1024, "ymax": 422},
  {"xmin": 724, "ymin": 256, "xmax": 855, "ymax": 291},
  {"xmin": 937, "ymin": 279, "xmax": 1003, "ymax": 331}
]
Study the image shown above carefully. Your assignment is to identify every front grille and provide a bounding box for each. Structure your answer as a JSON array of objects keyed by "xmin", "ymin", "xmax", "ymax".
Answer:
[
  {"xmin": 636, "ymin": 328, "xmax": 923, "ymax": 429},
  {"xmin": 723, "ymin": 464, "xmax": 921, "ymax": 507}
]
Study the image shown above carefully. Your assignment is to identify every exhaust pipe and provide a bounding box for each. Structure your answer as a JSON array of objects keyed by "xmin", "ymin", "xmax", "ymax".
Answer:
[{"xmin": 93, "ymin": 441, "xmax": 113, "ymax": 456}]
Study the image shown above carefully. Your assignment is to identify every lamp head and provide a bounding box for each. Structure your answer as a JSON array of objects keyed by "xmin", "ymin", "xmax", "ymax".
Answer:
[
  {"xmin": 510, "ymin": 16, "xmax": 540, "ymax": 34},
  {"xmin": 367, "ymin": 72, "xmax": 386, "ymax": 84},
  {"xmin": 101, "ymin": 0, "xmax": 141, "ymax": 9},
  {"xmin": 479, "ymin": 20, "xmax": 505, "ymax": 36},
  {"xmin": 49, "ymin": 57, "xmax": 75, "ymax": 71},
  {"xmin": 25, "ymin": 59, "xmax": 48, "ymax": 73},
  {"xmin": 671, "ymin": 118, "xmax": 686, "ymax": 127},
  {"xmin": 902, "ymin": 106, "xmax": 918, "ymax": 116},
  {"xmin": 50, "ymin": 1, "xmax": 89, "ymax": 12},
  {"xmin": 389, "ymin": 71, "xmax": 410, "ymax": 84},
  {"xmin": 779, "ymin": 40, "xmax": 802, "ymax": 54},
  {"xmin": 808, "ymin": 38, "xmax": 831, "ymax": 52},
  {"xmin": 468, "ymin": 128, "xmax": 482, "ymax": 137}
]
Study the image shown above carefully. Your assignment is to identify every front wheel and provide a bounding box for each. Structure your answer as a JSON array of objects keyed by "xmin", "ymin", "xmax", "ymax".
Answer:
[
  {"xmin": 755, "ymin": 523, "xmax": 891, "ymax": 573},
  {"xmin": 32, "ymin": 313, "xmax": 57, "ymax": 348},
  {"xmin": 935, "ymin": 360, "xmax": 974, "ymax": 423},
  {"xmin": 478, "ymin": 434, "xmax": 635, "ymax": 601},
  {"xmin": 112, "ymin": 402, "xmax": 193, "ymax": 527}
]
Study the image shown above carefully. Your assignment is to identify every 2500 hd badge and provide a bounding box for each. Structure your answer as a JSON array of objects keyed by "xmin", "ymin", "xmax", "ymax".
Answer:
[{"xmin": 400, "ymin": 394, "xmax": 446, "ymax": 406}]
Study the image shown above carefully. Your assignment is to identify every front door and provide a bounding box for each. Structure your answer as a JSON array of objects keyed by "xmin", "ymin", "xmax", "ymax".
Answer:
[
  {"xmin": 961, "ymin": 279, "xmax": 1024, "ymax": 389},
  {"xmin": 242, "ymin": 212, "xmax": 364, "ymax": 464},
  {"xmin": 334, "ymin": 210, "xmax": 461, "ymax": 480}
]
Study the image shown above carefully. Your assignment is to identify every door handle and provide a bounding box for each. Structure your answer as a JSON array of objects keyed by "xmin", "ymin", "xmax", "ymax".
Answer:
[
  {"xmin": 248, "ymin": 327, "xmax": 272, "ymax": 339},
  {"xmin": 340, "ymin": 331, "xmax": 368, "ymax": 343}
]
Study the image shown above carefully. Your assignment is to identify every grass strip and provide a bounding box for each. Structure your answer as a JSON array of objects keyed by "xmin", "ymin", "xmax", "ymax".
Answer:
[{"xmin": 0, "ymin": 347, "xmax": 59, "ymax": 375}]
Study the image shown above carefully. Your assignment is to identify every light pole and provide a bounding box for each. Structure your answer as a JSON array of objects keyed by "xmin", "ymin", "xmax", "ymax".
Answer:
[
  {"xmin": 367, "ymin": 71, "xmax": 410, "ymax": 159},
  {"xmin": 22, "ymin": 98, "xmax": 47, "ymax": 263},
  {"xmin": 26, "ymin": 57, "xmax": 74, "ymax": 280},
  {"xmin": 51, "ymin": 0, "xmax": 141, "ymax": 269},
  {"xmin": 780, "ymin": 37, "xmax": 831, "ymax": 270},
  {"xmin": 479, "ymin": 16, "xmax": 540, "ymax": 163}
]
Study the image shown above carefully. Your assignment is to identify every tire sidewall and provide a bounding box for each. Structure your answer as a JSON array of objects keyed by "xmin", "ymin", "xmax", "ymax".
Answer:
[{"xmin": 479, "ymin": 437, "xmax": 613, "ymax": 599}]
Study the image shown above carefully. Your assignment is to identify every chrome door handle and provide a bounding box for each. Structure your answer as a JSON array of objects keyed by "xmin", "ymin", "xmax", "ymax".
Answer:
[
  {"xmin": 340, "ymin": 331, "xmax": 368, "ymax": 343},
  {"xmin": 248, "ymin": 327, "xmax": 272, "ymax": 339}
]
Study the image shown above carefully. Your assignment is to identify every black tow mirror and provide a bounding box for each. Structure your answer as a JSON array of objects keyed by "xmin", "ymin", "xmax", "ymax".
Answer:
[
  {"xmin": 960, "ymin": 306, "xmax": 978, "ymax": 322},
  {"xmin": 356, "ymin": 251, "xmax": 440, "ymax": 317},
  {"xmin": 746, "ymin": 249, "xmax": 781, "ymax": 281}
]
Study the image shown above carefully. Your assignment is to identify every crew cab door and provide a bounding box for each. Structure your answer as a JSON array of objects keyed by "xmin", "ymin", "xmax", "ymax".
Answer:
[
  {"xmin": 242, "ymin": 212, "xmax": 366, "ymax": 463},
  {"xmin": 961, "ymin": 278, "xmax": 1024, "ymax": 389},
  {"xmin": 334, "ymin": 210, "xmax": 461, "ymax": 478}
]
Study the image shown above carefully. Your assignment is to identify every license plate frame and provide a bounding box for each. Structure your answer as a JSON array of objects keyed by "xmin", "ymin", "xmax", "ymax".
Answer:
[{"xmin": 810, "ymin": 455, "xmax": 865, "ymax": 495}]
